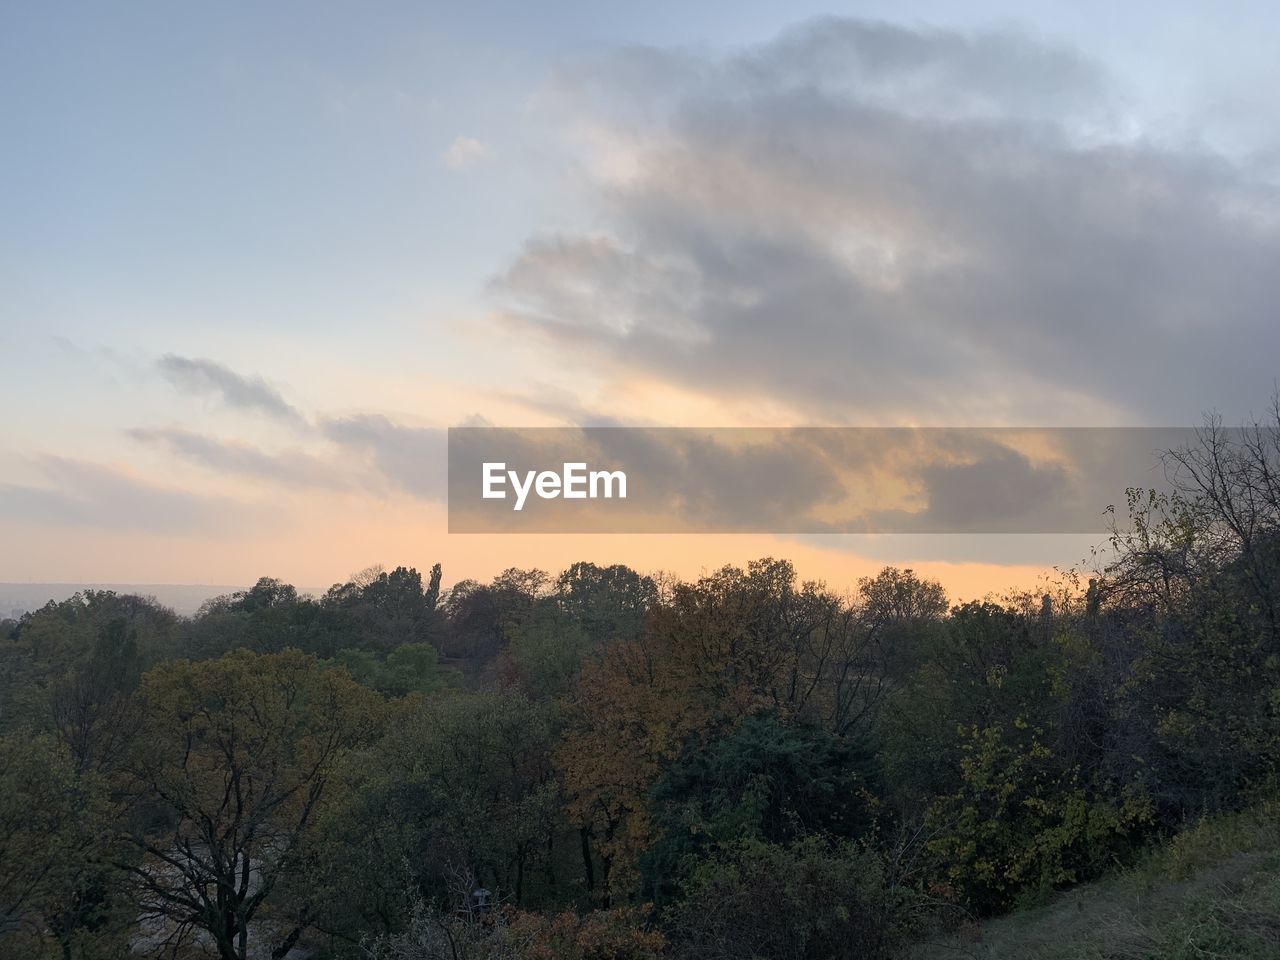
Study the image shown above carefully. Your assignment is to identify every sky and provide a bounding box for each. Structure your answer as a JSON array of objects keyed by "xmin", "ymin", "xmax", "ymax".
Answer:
[{"xmin": 3, "ymin": 2, "xmax": 1280, "ymax": 600}]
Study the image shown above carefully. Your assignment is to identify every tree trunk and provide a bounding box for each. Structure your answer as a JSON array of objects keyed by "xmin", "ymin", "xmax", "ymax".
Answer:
[
  {"xmin": 272, "ymin": 924, "xmax": 305, "ymax": 959},
  {"xmin": 579, "ymin": 826, "xmax": 595, "ymax": 894}
]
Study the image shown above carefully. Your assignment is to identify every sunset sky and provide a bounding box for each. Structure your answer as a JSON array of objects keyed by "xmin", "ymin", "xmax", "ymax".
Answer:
[{"xmin": 4, "ymin": 2, "xmax": 1280, "ymax": 600}]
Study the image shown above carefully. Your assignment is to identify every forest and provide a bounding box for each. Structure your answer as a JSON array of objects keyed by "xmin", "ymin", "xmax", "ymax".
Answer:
[{"xmin": 1, "ymin": 414, "xmax": 1278, "ymax": 960}]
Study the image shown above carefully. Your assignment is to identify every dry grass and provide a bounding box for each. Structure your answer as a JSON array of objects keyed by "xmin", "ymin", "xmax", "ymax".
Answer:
[{"xmin": 909, "ymin": 799, "xmax": 1280, "ymax": 960}]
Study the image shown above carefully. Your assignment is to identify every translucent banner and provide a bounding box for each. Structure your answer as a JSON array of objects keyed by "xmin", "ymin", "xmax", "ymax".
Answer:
[{"xmin": 447, "ymin": 427, "xmax": 1234, "ymax": 533}]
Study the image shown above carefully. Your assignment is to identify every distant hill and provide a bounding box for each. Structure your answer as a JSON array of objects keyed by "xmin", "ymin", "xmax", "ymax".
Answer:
[{"xmin": 0, "ymin": 583, "xmax": 246, "ymax": 618}]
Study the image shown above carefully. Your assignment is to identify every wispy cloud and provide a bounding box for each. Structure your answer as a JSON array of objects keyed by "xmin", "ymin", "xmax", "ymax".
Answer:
[
  {"xmin": 442, "ymin": 135, "xmax": 493, "ymax": 170},
  {"xmin": 128, "ymin": 427, "xmax": 354, "ymax": 490},
  {"xmin": 157, "ymin": 355, "xmax": 305, "ymax": 425},
  {"xmin": 0, "ymin": 457, "xmax": 270, "ymax": 536}
]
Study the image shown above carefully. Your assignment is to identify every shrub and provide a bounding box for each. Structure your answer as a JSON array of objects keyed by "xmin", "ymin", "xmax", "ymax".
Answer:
[
  {"xmin": 925, "ymin": 722, "xmax": 1151, "ymax": 912},
  {"xmin": 666, "ymin": 836, "xmax": 916, "ymax": 960}
]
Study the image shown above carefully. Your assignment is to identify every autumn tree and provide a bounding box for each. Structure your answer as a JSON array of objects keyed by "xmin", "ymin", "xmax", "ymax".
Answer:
[{"xmin": 558, "ymin": 560, "xmax": 888, "ymax": 903}]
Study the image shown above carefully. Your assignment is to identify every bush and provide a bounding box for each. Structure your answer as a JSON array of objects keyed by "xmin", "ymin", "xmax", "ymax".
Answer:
[
  {"xmin": 666, "ymin": 836, "xmax": 916, "ymax": 960},
  {"xmin": 924, "ymin": 722, "xmax": 1151, "ymax": 912}
]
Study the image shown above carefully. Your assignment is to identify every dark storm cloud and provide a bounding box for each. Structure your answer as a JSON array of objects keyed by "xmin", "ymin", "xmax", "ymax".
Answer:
[
  {"xmin": 493, "ymin": 18, "xmax": 1280, "ymax": 424},
  {"xmin": 157, "ymin": 355, "xmax": 305, "ymax": 424}
]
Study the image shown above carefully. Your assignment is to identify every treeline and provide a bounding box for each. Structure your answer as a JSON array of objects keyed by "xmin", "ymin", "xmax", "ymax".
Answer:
[{"xmin": 1, "ymin": 414, "xmax": 1278, "ymax": 960}]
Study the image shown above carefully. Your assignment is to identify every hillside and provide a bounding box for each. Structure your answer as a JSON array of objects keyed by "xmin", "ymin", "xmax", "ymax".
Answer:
[{"xmin": 911, "ymin": 800, "xmax": 1280, "ymax": 960}]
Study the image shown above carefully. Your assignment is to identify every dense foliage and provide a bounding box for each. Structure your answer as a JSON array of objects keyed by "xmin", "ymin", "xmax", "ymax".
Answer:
[{"xmin": 2, "ymin": 413, "xmax": 1279, "ymax": 959}]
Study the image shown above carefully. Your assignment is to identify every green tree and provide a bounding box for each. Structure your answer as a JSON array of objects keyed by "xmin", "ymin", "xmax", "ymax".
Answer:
[
  {"xmin": 641, "ymin": 713, "xmax": 879, "ymax": 906},
  {"xmin": 2, "ymin": 591, "xmax": 176, "ymax": 732},
  {"xmin": 501, "ymin": 600, "xmax": 592, "ymax": 700},
  {"xmin": 329, "ymin": 642, "xmax": 453, "ymax": 698},
  {"xmin": 321, "ymin": 566, "xmax": 444, "ymax": 655},
  {"xmin": 186, "ymin": 578, "xmax": 320, "ymax": 659},
  {"xmin": 0, "ymin": 733, "xmax": 128, "ymax": 960},
  {"xmin": 555, "ymin": 562, "xmax": 656, "ymax": 644},
  {"xmin": 51, "ymin": 617, "xmax": 143, "ymax": 775},
  {"xmin": 119, "ymin": 649, "xmax": 383, "ymax": 960},
  {"xmin": 364, "ymin": 691, "xmax": 562, "ymax": 908}
]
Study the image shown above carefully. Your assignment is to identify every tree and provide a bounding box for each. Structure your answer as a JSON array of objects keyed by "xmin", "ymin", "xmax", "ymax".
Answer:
[
  {"xmin": 119, "ymin": 649, "xmax": 383, "ymax": 960},
  {"xmin": 0, "ymin": 733, "xmax": 128, "ymax": 960},
  {"xmin": 558, "ymin": 560, "xmax": 887, "ymax": 903},
  {"xmin": 856, "ymin": 568, "xmax": 948, "ymax": 680},
  {"xmin": 51, "ymin": 617, "xmax": 142, "ymax": 775},
  {"xmin": 555, "ymin": 563, "xmax": 656, "ymax": 644},
  {"xmin": 321, "ymin": 566, "xmax": 443, "ymax": 655},
  {"xmin": 500, "ymin": 600, "xmax": 592, "ymax": 700},
  {"xmin": 2, "ymin": 591, "xmax": 176, "ymax": 733},
  {"xmin": 365, "ymin": 692, "xmax": 561, "ymax": 909},
  {"xmin": 1099, "ymin": 408, "xmax": 1280, "ymax": 814},
  {"xmin": 329, "ymin": 642, "xmax": 453, "ymax": 698},
  {"xmin": 441, "ymin": 570, "xmax": 548, "ymax": 662},
  {"xmin": 425, "ymin": 563, "xmax": 443, "ymax": 612},
  {"xmin": 923, "ymin": 722, "xmax": 1151, "ymax": 912},
  {"xmin": 641, "ymin": 713, "xmax": 879, "ymax": 906},
  {"xmin": 500, "ymin": 563, "xmax": 657, "ymax": 700},
  {"xmin": 187, "ymin": 579, "xmax": 318, "ymax": 659}
]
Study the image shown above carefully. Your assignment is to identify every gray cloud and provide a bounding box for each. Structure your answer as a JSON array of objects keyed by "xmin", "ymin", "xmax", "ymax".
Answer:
[
  {"xmin": 748, "ymin": 17, "xmax": 1106, "ymax": 121},
  {"xmin": 495, "ymin": 18, "xmax": 1280, "ymax": 425},
  {"xmin": 157, "ymin": 355, "xmax": 305, "ymax": 424},
  {"xmin": 320, "ymin": 415, "xmax": 446, "ymax": 502},
  {"xmin": 867, "ymin": 438, "xmax": 1073, "ymax": 533},
  {"xmin": 543, "ymin": 17, "xmax": 1109, "ymax": 130},
  {"xmin": 128, "ymin": 427, "xmax": 354, "ymax": 490}
]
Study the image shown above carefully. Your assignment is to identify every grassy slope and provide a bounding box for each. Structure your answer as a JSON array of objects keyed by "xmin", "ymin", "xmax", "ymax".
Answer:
[{"xmin": 910, "ymin": 799, "xmax": 1280, "ymax": 960}]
